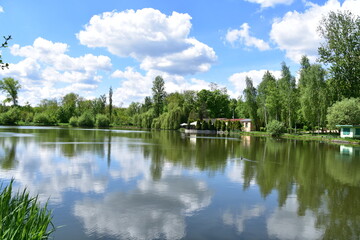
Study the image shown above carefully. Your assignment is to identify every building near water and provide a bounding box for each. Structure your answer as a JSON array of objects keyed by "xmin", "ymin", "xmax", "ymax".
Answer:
[{"xmin": 336, "ymin": 125, "xmax": 360, "ymax": 138}]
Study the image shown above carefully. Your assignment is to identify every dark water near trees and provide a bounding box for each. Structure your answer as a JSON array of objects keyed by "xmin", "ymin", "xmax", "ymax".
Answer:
[{"xmin": 0, "ymin": 126, "xmax": 359, "ymax": 240}]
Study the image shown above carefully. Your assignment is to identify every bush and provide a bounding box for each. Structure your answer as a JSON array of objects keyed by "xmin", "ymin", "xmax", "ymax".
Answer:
[
  {"xmin": 0, "ymin": 180, "xmax": 55, "ymax": 239},
  {"xmin": 95, "ymin": 114, "xmax": 110, "ymax": 127},
  {"xmin": 33, "ymin": 112, "xmax": 57, "ymax": 125},
  {"xmin": 267, "ymin": 120, "xmax": 285, "ymax": 137},
  {"xmin": 78, "ymin": 112, "xmax": 94, "ymax": 127},
  {"xmin": 0, "ymin": 107, "xmax": 20, "ymax": 125},
  {"xmin": 69, "ymin": 116, "xmax": 78, "ymax": 127}
]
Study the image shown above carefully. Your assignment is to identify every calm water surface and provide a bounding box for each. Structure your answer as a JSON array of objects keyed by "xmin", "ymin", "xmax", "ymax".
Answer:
[{"xmin": 0, "ymin": 126, "xmax": 359, "ymax": 240}]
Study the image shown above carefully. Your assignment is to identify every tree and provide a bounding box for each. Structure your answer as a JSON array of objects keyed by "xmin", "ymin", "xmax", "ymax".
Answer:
[
  {"xmin": 326, "ymin": 98, "xmax": 360, "ymax": 129},
  {"xmin": 109, "ymin": 86, "xmax": 113, "ymax": 123},
  {"xmin": 58, "ymin": 93, "xmax": 79, "ymax": 123},
  {"xmin": 299, "ymin": 57, "xmax": 328, "ymax": 131},
  {"xmin": 257, "ymin": 71, "xmax": 279, "ymax": 126},
  {"xmin": 318, "ymin": 11, "xmax": 360, "ymax": 101},
  {"xmin": 243, "ymin": 76, "xmax": 258, "ymax": 129},
  {"xmin": 152, "ymin": 76, "xmax": 166, "ymax": 117},
  {"xmin": 277, "ymin": 62, "xmax": 297, "ymax": 129},
  {"xmin": 0, "ymin": 36, "xmax": 12, "ymax": 70},
  {"xmin": 0, "ymin": 77, "xmax": 21, "ymax": 106}
]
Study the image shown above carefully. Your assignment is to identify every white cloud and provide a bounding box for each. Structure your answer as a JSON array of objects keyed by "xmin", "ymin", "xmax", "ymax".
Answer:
[
  {"xmin": 0, "ymin": 37, "xmax": 112, "ymax": 105},
  {"xmin": 0, "ymin": 6, "xmax": 4, "ymax": 12},
  {"xmin": 223, "ymin": 205, "xmax": 265, "ymax": 233},
  {"xmin": 77, "ymin": 8, "xmax": 217, "ymax": 75},
  {"xmin": 267, "ymin": 196, "xmax": 324, "ymax": 240},
  {"xmin": 74, "ymin": 176, "xmax": 212, "ymax": 240},
  {"xmin": 111, "ymin": 67, "xmax": 210, "ymax": 106},
  {"xmin": 270, "ymin": 0, "xmax": 360, "ymax": 62},
  {"xmin": 226, "ymin": 23, "xmax": 270, "ymax": 51},
  {"xmin": 228, "ymin": 69, "xmax": 281, "ymax": 97},
  {"xmin": 245, "ymin": 0, "xmax": 294, "ymax": 8}
]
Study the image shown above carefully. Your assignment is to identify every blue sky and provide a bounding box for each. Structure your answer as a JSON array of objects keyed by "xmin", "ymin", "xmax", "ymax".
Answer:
[{"xmin": 0, "ymin": 0, "xmax": 359, "ymax": 106}]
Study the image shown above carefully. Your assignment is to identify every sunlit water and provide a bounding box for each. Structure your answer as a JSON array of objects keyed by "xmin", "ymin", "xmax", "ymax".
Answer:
[{"xmin": 0, "ymin": 126, "xmax": 359, "ymax": 239}]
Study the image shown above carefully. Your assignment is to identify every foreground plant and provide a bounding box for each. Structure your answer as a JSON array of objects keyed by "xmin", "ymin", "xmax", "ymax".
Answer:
[{"xmin": 0, "ymin": 180, "xmax": 55, "ymax": 240}]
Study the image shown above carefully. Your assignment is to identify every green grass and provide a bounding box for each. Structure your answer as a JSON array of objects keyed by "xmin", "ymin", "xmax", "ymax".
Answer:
[{"xmin": 0, "ymin": 180, "xmax": 55, "ymax": 240}]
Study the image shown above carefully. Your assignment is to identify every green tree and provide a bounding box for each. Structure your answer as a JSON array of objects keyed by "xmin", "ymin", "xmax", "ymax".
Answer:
[
  {"xmin": 318, "ymin": 11, "xmax": 360, "ymax": 101},
  {"xmin": 299, "ymin": 58, "xmax": 328, "ymax": 131},
  {"xmin": 277, "ymin": 62, "xmax": 297, "ymax": 129},
  {"xmin": 326, "ymin": 98, "xmax": 360, "ymax": 129},
  {"xmin": 58, "ymin": 93, "xmax": 79, "ymax": 123},
  {"xmin": 257, "ymin": 71, "xmax": 279, "ymax": 126},
  {"xmin": 152, "ymin": 76, "xmax": 166, "ymax": 117},
  {"xmin": 142, "ymin": 96, "xmax": 152, "ymax": 113},
  {"xmin": 109, "ymin": 86, "xmax": 113, "ymax": 123},
  {"xmin": 243, "ymin": 76, "xmax": 258, "ymax": 129},
  {"xmin": 0, "ymin": 36, "xmax": 12, "ymax": 70},
  {"xmin": 0, "ymin": 77, "xmax": 21, "ymax": 106}
]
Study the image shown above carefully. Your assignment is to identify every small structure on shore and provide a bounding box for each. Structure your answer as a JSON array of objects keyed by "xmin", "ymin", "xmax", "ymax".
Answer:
[
  {"xmin": 180, "ymin": 118, "xmax": 254, "ymax": 133},
  {"xmin": 336, "ymin": 125, "xmax": 360, "ymax": 138}
]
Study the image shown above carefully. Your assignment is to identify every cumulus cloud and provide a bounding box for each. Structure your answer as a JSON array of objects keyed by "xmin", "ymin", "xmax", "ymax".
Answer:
[
  {"xmin": 228, "ymin": 69, "xmax": 281, "ymax": 97},
  {"xmin": 244, "ymin": 0, "xmax": 294, "ymax": 8},
  {"xmin": 0, "ymin": 6, "xmax": 3, "ymax": 12},
  {"xmin": 226, "ymin": 23, "xmax": 270, "ymax": 51},
  {"xmin": 77, "ymin": 8, "xmax": 217, "ymax": 75},
  {"xmin": 223, "ymin": 205, "xmax": 265, "ymax": 233},
  {"xmin": 267, "ymin": 196, "xmax": 324, "ymax": 239},
  {"xmin": 270, "ymin": 0, "xmax": 360, "ymax": 62},
  {"xmin": 111, "ymin": 67, "xmax": 210, "ymax": 106},
  {"xmin": 0, "ymin": 37, "xmax": 112, "ymax": 105},
  {"xmin": 74, "ymin": 176, "xmax": 212, "ymax": 240}
]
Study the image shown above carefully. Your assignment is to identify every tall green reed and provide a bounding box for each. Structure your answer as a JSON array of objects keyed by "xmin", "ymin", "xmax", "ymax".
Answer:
[{"xmin": 0, "ymin": 179, "xmax": 55, "ymax": 239}]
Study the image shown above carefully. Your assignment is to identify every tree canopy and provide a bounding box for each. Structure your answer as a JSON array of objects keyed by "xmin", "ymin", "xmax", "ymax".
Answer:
[
  {"xmin": 318, "ymin": 11, "xmax": 360, "ymax": 101},
  {"xmin": 0, "ymin": 77, "xmax": 21, "ymax": 106}
]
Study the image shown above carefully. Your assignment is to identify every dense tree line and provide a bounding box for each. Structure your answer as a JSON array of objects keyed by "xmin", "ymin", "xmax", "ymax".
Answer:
[{"xmin": 0, "ymin": 11, "xmax": 359, "ymax": 132}]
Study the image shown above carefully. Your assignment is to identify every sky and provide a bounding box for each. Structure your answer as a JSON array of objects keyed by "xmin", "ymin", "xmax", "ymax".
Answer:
[{"xmin": 0, "ymin": 0, "xmax": 359, "ymax": 107}]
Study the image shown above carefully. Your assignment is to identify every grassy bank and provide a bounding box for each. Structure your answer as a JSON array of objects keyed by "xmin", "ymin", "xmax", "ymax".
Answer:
[
  {"xmin": 234, "ymin": 131, "xmax": 360, "ymax": 145},
  {"xmin": 0, "ymin": 180, "xmax": 55, "ymax": 240}
]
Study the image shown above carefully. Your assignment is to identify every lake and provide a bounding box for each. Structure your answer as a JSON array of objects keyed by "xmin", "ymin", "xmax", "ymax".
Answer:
[{"xmin": 0, "ymin": 126, "xmax": 359, "ymax": 239}]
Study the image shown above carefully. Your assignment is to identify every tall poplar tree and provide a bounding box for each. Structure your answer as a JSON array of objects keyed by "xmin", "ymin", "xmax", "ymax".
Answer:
[
  {"xmin": 152, "ymin": 76, "xmax": 166, "ymax": 117},
  {"xmin": 109, "ymin": 86, "xmax": 113, "ymax": 123},
  {"xmin": 243, "ymin": 76, "xmax": 258, "ymax": 129},
  {"xmin": 277, "ymin": 62, "xmax": 297, "ymax": 129}
]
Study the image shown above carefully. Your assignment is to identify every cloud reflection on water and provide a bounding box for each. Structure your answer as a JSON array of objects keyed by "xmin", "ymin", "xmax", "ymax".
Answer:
[{"xmin": 73, "ymin": 176, "xmax": 212, "ymax": 240}]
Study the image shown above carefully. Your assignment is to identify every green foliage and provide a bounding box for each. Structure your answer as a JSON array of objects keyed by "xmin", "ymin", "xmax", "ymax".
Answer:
[
  {"xmin": 0, "ymin": 77, "xmax": 21, "ymax": 106},
  {"xmin": 327, "ymin": 98, "xmax": 360, "ymax": 129},
  {"xmin": 0, "ymin": 107, "xmax": 20, "ymax": 125},
  {"xmin": 109, "ymin": 87, "xmax": 113, "ymax": 123},
  {"xmin": 69, "ymin": 116, "xmax": 78, "ymax": 127},
  {"xmin": 0, "ymin": 180, "xmax": 55, "ymax": 239},
  {"xmin": 299, "ymin": 59, "xmax": 328, "ymax": 129},
  {"xmin": 202, "ymin": 120, "xmax": 209, "ymax": 130},
  {"xmin": 318, "ymin": 11, "xmax": 360, "ymax": 101},
  {"xmin": 243, "ymin": 77, "xmax": 258, "ymax": 129},
  {"xmin": 0, "ymin": 36, "xmax": 12, "ymax": 70},
  {"xmin": 59, "ymin": 93, "xmax": 79, "ymax": 123},
  {"xmin": 152, "ymin": 76, "xmax": 166, "ymax": 117},
  {"xmin": 33, "ymin": 112, "xmax": 58, "ymax": 125},
  {"xmin": 267, "ymin": 120, "xmax": 285, "ymax": 137},
  {"xmin": 95, "ymin": 114, "xmax": 110, "ymax": 127},
  {"xmin": 77, "ymin": 111, "xmax": 94, "ymax": 127}
]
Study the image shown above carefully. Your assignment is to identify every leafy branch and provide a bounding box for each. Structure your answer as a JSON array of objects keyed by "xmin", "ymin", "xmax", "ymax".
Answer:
[{"xmin": 0, "ymin": 35, "xmax": 12, "ymax": 70}]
